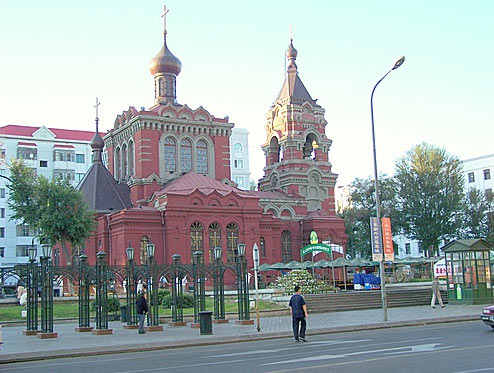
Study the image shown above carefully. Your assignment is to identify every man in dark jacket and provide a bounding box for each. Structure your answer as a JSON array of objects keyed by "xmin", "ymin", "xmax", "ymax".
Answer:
[
  {"xmin": 136, "ymin": 284, "xmax": 148, "ymax": 334},
  {"xmin": 289, "ymin": 285, "xmax": 308, "ymax": 342}
]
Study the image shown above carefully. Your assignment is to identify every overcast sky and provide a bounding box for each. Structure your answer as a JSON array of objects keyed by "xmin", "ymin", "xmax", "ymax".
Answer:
[{"xmin": 1, "ymin": 0, "xmax": 492, "ymax": 185}]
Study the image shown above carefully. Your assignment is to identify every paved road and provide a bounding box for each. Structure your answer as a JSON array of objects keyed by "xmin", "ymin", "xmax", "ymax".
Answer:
[{"xmin": 1, "ymin": 320, "xmax": 493, "ymax": 372}]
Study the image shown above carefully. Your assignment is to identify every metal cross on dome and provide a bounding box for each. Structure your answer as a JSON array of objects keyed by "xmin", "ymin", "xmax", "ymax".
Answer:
[{"xmin": 161, "ymin": 5, "xmax": 169, "ymax": 38}]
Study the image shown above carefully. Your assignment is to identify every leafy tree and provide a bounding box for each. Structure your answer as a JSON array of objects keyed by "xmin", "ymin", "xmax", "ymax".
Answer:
[
  {"xmin": 7, "ymin": 159, "xmax": 96, "ymax": 265},
  {"xmin": 460, "ymin": 188, "xmax": 494, "ymax": 244},
  {"xmin": 394, "ymin": 143, "xmax": 464, "ymax": 257},
  {"xmin": 339, "ymin": 175, "xmax": 398, "ymax": 259}
]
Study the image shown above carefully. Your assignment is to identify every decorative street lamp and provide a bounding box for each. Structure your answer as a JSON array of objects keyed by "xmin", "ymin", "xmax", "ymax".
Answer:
[
  {"xmin": 24, "ymin": 243, "xmax": 38, "ymax": 335},
  {"xmin": 124, "ymin": 241, "xmax": 137, "ymax": 329},
  {"xmin": 370, "ymin": 56, "xmax": 405, "ymax": 322},
  {"xmin": 146, "ymin": 239, "xmax": 162, "ymax": 331},
  {"xmin": 39, "ymin": 243, "xmax": 57, "ymax": 339},
  {"xmin": 235, "ymin": 243, "xmax": 251, "ymax": 323},
  {"xmin": 252, "ymin": 243, "xmax": 261, "ymax": 332},
  {"xmin": 212, "ymin": 247, "xmax": 226, "ymax": 322},
  {"xmin": 192, "ymin": 250, "xmax": 206, "ymax": 328}
]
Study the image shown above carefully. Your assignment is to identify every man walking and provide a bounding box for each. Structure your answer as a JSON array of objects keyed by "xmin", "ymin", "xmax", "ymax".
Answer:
[
  {"xmin": 289, "ymin": 285, "xmax": 308, "ymax": 342},
  {"xmin": 136, "ymin": 284, "xmax": 148, "ymax": 334},
  {"xmin": 431, "ymin": 277, "xmax": 445, "ymax": 308}
]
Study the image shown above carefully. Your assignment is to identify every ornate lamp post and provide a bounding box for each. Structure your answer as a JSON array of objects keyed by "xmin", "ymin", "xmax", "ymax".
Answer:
[
  {"xmin": 212, "ymin": 246, "xmax": 227, "ymax": 323},
  {"xmin": 75, "ymin": 254, "xmax": 93, "ymax": 332},
  {"xmin": 252, "ymin": 243, "xmax": 261, "ymax": 332},
  {"xmin": 370, "ymin": 56, "xmax": 405, "ymax": 322},
  {"xmin": 191, "ymin": 251, "xmax": 206, "ymax": 328},
  {"xmin": 146, "ymin": 239, "xmax": 162, "ymax": 331},
  {"xmin": 124, "ymin": 242, "xmax": 138, "ymax": 329},
  {"xmin": 39, "ymin": 244, "xmax": 57, "ymax": 339},
  {"xmin": 235, "ymin": 243, "xmax": 252, "ymax": 324},
  {"xmin": 24, "ymin": 244, "xmax": 39, "ymax": 335},
  {"xmin": 93, "ymin": 251, "xmax": 112, "ymax": 335}
]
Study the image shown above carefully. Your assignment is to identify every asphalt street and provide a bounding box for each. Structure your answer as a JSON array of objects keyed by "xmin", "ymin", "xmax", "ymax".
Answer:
[{"xmin": 2, "ymin": 320, "xmax": 494, "ymax": 373}]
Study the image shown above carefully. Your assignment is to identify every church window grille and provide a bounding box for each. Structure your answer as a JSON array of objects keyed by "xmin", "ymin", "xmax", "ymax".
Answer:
[
  {"xmin": 190, "ymin": 222, "xmax": 204, "ymax": 257},
  {"xmin": 180, "ymin": 139, "xmax": 192, "ymax": 172},
  {"xmin": 208, "ymin": 222, "xmax": 221, "ymax": 263},
  {"xmin": 129, "ymin": 141, "xmax": 135, "ymax": 177},
  {"xmin": 122, "ymin": 144, "xmax": 128, "ymax": 180},
  {"xmin": 140, "ymin": 236, "xmax": 149, "ymax": 265},
  {"xmin": 196, "ymin": 140, "xmax": 208, "ymax": 174},
  {"xmin": 281, "ymin": 230, "xmax": 292, "ymax": 263},
  {"xmin": 164, "ymin": 138, "xmax": 176, "ymax": 172},
  {"xmin": 226, "ymin": 223, "xmax": 239, "ymax": 263},
  {"xmin": 260, "ymin": 237, "xmax": 266, "ymax": 258},
  {"xmin": 115, "ymin": 148, "xmax": 121, "ymax": 181}
]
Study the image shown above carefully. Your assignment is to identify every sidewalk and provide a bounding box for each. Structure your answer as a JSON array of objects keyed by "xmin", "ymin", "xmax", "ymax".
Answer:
[{"xmin": 0, "ymin": 304, "xmax": 485, "ymax": 364}]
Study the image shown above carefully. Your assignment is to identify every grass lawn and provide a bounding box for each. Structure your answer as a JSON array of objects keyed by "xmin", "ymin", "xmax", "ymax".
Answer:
[{"xmin": 0, "ymin": 298, "xmax": 283, "ymax": 322}]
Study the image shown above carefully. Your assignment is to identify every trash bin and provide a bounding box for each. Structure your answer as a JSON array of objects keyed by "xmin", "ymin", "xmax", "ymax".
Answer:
[
  {"xmin": 198, "ymin": 311, "xmax": 213, "ymax": 335},
  {"xmin": 120, "ymin": 305, "xmax": 129, "ymax": 323}
]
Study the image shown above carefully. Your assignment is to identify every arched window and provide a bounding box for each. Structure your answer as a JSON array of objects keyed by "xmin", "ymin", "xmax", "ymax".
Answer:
[
  {"xmin": 208, "ymin": 222, "xmax": 221, "ymax": 263},
  {"xmin": 281, "ymin": 230, "xmax": 292, "ymax": 263},
  {"xmin": 115, "ymin": 147, "xmax": 121, "ymax": 181},
  {"xmin": 122, "ymin": 144, "xmax": 128, "ymax": 180},
  {"xmin": 190, "ymin": 222, "xmax": 204, "ymax": 257},
  {"xmin": 159, "ymin": 78, "xmax": 165, "ymax": 96},
  {"xmin": 234, "ymin": 143, "xmax": 242, "ymax": 152},
  {"xmin": 164, "ymin": 137, "xmax": 176, "ymax": 172},
  {"xmin": 260, "ymin": 236, "xmax": 266, "ymax": 258},
  {"xmin": 226, "ymin": 223, "xmax": 239, "ymax": 263},
  {"xmin": 180, "ymin": 139, "xmax": 192, "ymax": 172},
  {"xmin": 140, "ymin": 236, "xmax": 149, "ymax": 265},
  {"xmin": 128, "ymin": 141, "xmax": 134, "ymax": 177},
  {"xmin": 196, "ymin": 140, "xmax": 208, "ymax": 174}
]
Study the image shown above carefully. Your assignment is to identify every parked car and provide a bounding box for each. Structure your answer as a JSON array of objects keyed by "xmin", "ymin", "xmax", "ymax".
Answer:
[{"xmin": 480, "ymin": 305, "xmax": 494, "ymax": 328}]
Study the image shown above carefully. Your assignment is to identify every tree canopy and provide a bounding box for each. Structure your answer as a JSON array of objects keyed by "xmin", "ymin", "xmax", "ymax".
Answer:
[
  {"xmin": 394, "ymin": 143, "xmax": 464, "ymax": 255},
  {"xmin": 7, "ymin": 159, "xmax": 96, "ymax": 264}
]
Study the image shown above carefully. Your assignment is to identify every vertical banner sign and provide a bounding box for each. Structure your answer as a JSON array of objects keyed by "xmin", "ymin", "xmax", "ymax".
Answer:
[
  {"xmin": 381, "ymin": 217, "xmax": 394, "ymax": 262},
  {"xmin": 370, "ymin": 217, "xmax": 383, "ymax": 261}
]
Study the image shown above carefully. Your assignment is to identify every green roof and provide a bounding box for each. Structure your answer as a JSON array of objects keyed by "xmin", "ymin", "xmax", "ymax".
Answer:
[{"xmin": 441, "ymin": 239, "xmax": 493, "ymax": 252}]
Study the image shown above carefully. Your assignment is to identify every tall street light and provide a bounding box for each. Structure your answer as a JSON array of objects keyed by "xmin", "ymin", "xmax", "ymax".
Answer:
[
  {"xmin": 252, "ymin": 243, "xmax": 261, "ymax": 332},
  {"xmin": 371, "ymin": 56, "xmax": 405, "ymax": 322}
]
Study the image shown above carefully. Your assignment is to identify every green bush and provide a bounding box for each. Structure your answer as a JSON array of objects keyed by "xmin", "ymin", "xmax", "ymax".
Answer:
[
  {"xmin": 162, "ymin": 293, "xmax": 194, "ymax": 308},
  {"xmin": 158, "ymin": 289, "xmax": 171, "ymax": 305},
  {"xmin": 269, "ymin": 269, "xmax": 322, "ymax": 295},
  {"xmin": 90, "ymin": 296, "xmax": 121, "ymax": 313}
]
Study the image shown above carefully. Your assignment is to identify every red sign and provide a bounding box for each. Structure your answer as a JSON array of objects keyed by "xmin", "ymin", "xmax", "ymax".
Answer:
[{"xmin": 381, "ymin": 217, "xmax": 394, "ymax": 262}]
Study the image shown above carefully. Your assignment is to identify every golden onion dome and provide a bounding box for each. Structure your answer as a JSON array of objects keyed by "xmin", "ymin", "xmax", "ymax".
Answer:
[
  {"xmin": 286, "ymin": 39, "xmax": 298, "ymax": 59},
  {"xmin": 149, "ymin": 38, "xmax": 182, "ymax": 76}
]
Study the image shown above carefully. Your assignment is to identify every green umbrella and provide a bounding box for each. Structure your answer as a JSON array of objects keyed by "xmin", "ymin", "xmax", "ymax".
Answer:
[{"xmin": 286, "ymin": 261, "xmax": 304, "ymax": 269}]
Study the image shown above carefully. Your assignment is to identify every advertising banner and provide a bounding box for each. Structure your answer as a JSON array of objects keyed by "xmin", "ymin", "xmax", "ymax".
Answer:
[
  {"xmin": 381, "ymin": 217, "xmax": 394, "ymax": 262},
  {"xmin": 370, "ymin": 217, "xmax": 383, "ymax": 261}
]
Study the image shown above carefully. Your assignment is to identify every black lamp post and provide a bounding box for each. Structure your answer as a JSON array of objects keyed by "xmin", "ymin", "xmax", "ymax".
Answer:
[
  {"xmin": 24, "ymin": 243, "xmax": 39, "ymax": 335},
  {"xmin": 39, "ymin": 243, "xmax": 57, "ymax": 338},
  {"xmin": 236, "ymin": 243, "xmax": 250, "ymax": 322},
  {"xmin": 76, "ymin": 254, "xmax": 92, "ymax": 332},
  {"xmin": 192, "ymin": 250, "xmax": 206, "ymax": 327},
  {"xmin": 125, "ymin": 242, "xmax": 137, "ymax": 328},
  {"xmin": 146, "ymin": 239, "xmax": 161, "ymax": 330},
  {"xmin": 212, "ymin": 246, "xmax": 226, "ymax": 322},
  {"xmin": 370, "ymin": 56, "xmax": 405, "ymax": 322}
]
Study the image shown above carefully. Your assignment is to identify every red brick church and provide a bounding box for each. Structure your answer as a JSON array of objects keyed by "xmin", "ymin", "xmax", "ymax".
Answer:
[{"xmin": 74, "ymin": 14, "xmax": 346, "ymax": 268}]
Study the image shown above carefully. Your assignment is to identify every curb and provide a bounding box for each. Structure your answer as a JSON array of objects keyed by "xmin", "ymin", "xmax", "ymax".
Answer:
[{"xmin": 0, "ymin": 314, "xmax": 479, "ymax": 364}]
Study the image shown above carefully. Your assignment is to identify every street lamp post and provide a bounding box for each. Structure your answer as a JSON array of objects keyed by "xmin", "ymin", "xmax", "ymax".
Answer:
[
  {"xmin": 24, "ymin": 243, "xmax": 38, "ymax": 335},
  {"xmin": 146, "ymin": 239, "xmax": 162, "ymax": 331},
  {"xmin": 212, "ymin": 246, "xmax": 226, "ymax": 322},
  {"xmin": 235, "ymin": 243, "xmax": 252, "ymax": 323},
  {"xmin": 125, "ymin": 242, "xmax": 138, "ymax": 329},
  {"xmin": 252, "ymin": 243, "xmax": 261, "ymax": 332},
  {"xmin": 39, "ymin": 244, "xmax": 57, "ymax": 339},
  {"xmin": 371, "ymin": 56, "xmax": 405, "ymax": 322}
]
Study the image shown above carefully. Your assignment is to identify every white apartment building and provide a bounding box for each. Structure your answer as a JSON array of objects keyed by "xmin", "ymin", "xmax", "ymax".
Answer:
[
  {"xmin": 0, "ymin": 125, "xmax": 97, "ymax": 268},
  {"xmin": 229, "ymin": 127, "xmax": 251, "ymax": 190},
  {"xmin": 462, "ymin": 154, "xmax": 494, "ymax": 195}
]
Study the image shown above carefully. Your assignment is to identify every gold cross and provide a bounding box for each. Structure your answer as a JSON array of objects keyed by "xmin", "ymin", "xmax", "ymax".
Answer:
[{"xmin": 161, "ymin": 5, "xmax": 169, "ymax": 38}]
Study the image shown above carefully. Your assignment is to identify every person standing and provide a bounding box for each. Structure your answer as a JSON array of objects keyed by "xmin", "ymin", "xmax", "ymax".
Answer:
[
  {"xmin": 289, "ymin": 285, "xmax": 308, "ymax": 342},
  {"xmin": 431, "ymin": 277, "xmax": 445, "ymax": 308},
  {"xmin": 136, "ymin": 284, "xmax": 148, "ymax": 334}
]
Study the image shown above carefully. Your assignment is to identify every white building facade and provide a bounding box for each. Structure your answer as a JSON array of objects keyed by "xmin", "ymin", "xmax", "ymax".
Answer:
[
  {"xmin": 0, "ymin": 125, "xmax": 97, "ymax": 268},
  {"xmin": 229, "ymin": 127, "xmax": 251, "ymax": 190},
  {"xmin": 462, "ymin": 154, "xmax": 494, "ymax": 195}
]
